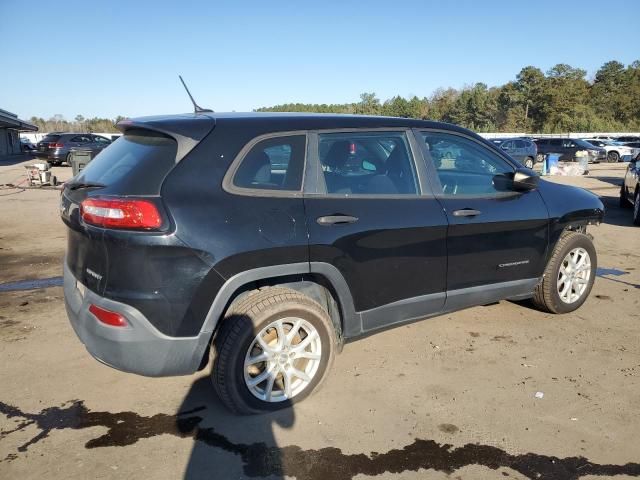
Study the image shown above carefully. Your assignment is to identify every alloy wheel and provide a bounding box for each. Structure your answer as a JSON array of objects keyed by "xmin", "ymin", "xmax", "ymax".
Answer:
[
  {"xmin": 244, "ymin": 317, "xmax": 322, "ymax": 402},
  {"xmin": 557, "ymin": 247, "xmax": 591, "ymax": 304}
]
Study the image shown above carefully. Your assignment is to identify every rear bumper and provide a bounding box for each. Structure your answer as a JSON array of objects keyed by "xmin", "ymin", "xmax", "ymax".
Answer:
[
  {"xmin": 35, "ymin": 151, "xmax": 64, "ymax": 161},
  {"xmin": 63, "ymin": 260, "xmax": 210, "ymax": 377}
]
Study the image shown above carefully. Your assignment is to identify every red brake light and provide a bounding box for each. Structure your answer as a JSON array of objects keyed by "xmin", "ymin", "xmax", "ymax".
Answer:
[
  {"xmin": 81, "ymin": 198, "xmax": 162, "ymax": 230},
  {"xmin": 89, "ymin": 304, "xmax": 128, "ymax": 327},
  {"xmin": 50, "ymin": 142, "xmax": 64, "ymax": 148}
]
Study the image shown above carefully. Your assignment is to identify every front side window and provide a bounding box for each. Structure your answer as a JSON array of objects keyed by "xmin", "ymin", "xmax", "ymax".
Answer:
[
  {"xmin": 318, "ymin": 131, "xmax": 418, "ymax": 195},
  {"xmin": 233, "ymin": 135, "xmax": 306, "ymax": 191},
  {"xmin": 420, "ymin": 132, "xmax": 514, "ymax": 196}
]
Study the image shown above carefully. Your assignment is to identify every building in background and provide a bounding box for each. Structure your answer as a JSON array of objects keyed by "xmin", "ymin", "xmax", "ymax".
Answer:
[{"xmin": 0, "ymin": 108, "xmax": 38, "ymax": 159}]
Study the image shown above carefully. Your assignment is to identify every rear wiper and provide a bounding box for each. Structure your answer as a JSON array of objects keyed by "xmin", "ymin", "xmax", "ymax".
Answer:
[{"xmin": 67, "ymin": 181, "xmax": 106, "ymax": 191}]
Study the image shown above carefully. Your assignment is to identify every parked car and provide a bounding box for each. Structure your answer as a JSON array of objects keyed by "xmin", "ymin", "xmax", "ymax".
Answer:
[
  {"xmin": 61, "ymin": 113, "xmax": 604, "ymax": 414},
  {"xmin": 583, "ymin": 139, "xmax": 636, "ymax": 163},
  {"xmin": 621, "ymin": 141, "xmax": 640, "ymax": 159},
  {"xmin": 614, "ymin": 135, "xmax": 640, "ymax": 143},
  {"xmin": 620, "ymin": 157, "xmax": 640, "ymax": 225},
  {"xmin": 35, "ymin": 133, "xmax": 112, "ymax": 166},
  {"xmin": 533, "ymin": 138, "xmax": 607, "ymax": 163},
  {"xmin": 20, "ymin": 137, "xmax": 36, "ymax": 152},
  {"xmin": 490, "ymin": 138, "xmax": 537, "ymax": 168}
]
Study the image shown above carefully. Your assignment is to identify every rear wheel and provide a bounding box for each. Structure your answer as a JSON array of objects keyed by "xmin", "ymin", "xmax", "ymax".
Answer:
[
  {"xmin": 524, "ymin": 156, "xmax": 534, "ymax": 169},
  {"xmin": 65, "ymin": 153, "xmax": 73, "ymax": 165},
  {"xmin": 536, "ymin": 153, "xmax": 545, "ymax": 163},
  {"xmin": 211, "ymin": 287, "xmax": 336, "ymax": 414},
  {"xmin": 532, "ymin": 232, "xmax": 596, "ymax": 314},
  {"xmin": 607, "ymin": 151, "xmax": 620, "ymax": 163}
]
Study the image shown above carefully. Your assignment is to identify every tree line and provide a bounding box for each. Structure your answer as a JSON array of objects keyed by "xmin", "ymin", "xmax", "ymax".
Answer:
[
  {"xmin": 257, "ymin": 61, "xmax": 640, "ymax": 133},
  {"xmin": 27, "ymin": 61, "xmax": 639, "ymax": 134},
  {"xmin": 28, "ymin": 115, "xmax": 126, "ymax": 133}
]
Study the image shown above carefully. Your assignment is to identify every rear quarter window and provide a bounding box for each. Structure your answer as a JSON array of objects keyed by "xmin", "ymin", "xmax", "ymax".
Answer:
[
  {"xmin": 231, "ymin": 135, "xmax": 306, "ymax": 192},
  {"xmin": 74, "ymin": 130, "xmax": 177, "ymax": 195}
]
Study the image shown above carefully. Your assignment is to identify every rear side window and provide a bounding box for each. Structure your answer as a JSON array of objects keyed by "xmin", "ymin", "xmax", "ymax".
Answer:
[
  {"xmin": 318, "ymin": 131, "xmax": 418, "ymax": 195},
  {"xmin": 515, "ymin": 140, "xmax": 527, "ymax": 148},
  {"xmin": 75, "ymin": 130, "xmax": 177, "ymax": 194},
  {"xmin": 233, "ymin": 135, "xmax": 306, "ymax": 191}
]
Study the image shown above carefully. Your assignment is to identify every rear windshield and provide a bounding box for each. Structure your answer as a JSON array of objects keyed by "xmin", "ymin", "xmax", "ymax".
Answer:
[
  {"xmin": 75, "ymin": 130, "xmax": 177, "ymax": 195},
  {"xmin": 42, "ymin": 134, "xmax": 61, "ymax": 142}
]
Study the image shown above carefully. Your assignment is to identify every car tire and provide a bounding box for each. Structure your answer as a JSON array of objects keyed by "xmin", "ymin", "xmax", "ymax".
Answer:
[
  {"xmin": 65, "ymin": 153, "xmax": 73, "ymax": 165},
  {"xmin": 634, "ymin": 191, "xmax": 640, "ymax": 226},
  {"xmin": 211, "ymin": 286, "xmax": 336, "ymax": 415},
  {"xmin": 620, "ymin": 186, "xmax": 631, "ymax": 208},
  {"xmin": 536, "ymin": 153, "xmax": 545, "ymax": 163},
  {"xmin": 607, "ymin": 151, "xmax": 619, "ymax": 163},
  {"xmin": 532, "ymin": 231, "xmax": 597, "ymax": 314},
  {"xmin": 524, "ymin": 157, "xmax": 534, "ymax": 169}
]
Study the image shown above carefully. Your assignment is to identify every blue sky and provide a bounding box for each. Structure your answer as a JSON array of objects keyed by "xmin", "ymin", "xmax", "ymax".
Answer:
[{"xmin": 1, "ymin": 0, "xmax": 638, "ymax": 120}]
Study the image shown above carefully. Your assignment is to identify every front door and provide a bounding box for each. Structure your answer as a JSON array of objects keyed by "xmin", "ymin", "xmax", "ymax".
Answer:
[
  {"xmin": 304, "ymin": 129, "xmax": 448, "ymax": 336},
  {"xmin": 417, "ymin": 130, "xmax": 549, "ymax": 310}
]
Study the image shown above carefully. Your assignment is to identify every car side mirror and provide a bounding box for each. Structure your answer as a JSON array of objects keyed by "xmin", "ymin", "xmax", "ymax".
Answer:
[{"xmin": 513, "ymin": 169, "xmax": 539, "ymax": 191}]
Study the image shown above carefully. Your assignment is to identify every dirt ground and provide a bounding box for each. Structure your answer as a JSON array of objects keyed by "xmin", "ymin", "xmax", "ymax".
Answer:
[{"xmin": 1, "ymin": 158, "xmax": 639, "ymax": 480}]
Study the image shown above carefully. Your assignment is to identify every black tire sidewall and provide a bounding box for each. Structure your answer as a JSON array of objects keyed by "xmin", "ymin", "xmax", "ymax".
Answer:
[
  {"xmin": 221, "ymin": 303, "xmax": 334, "ymax": 413},
  {"xmin": 633, "ymin": 192, "xmax": 640, "ymax": 225},
  {"xmin": 547, "ymin": 234, "xmax": 597, "ymax": 313}
]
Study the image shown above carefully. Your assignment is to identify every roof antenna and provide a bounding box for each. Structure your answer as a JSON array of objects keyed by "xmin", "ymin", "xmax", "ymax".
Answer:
[{"xmin": 178, "ymin": 75, "xmax": 213, "ymax": 113}]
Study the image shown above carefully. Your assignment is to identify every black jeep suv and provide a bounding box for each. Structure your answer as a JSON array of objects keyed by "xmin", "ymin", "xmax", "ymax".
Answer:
[{"xmin": 62, "ymin": 113, "xmax": 604, "ymax": 414}]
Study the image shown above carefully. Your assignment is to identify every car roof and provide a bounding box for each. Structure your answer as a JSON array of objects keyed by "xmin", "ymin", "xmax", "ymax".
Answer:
[{"xmin": 117, "ymin": 111, "xmax": 478, "ymax": 138}]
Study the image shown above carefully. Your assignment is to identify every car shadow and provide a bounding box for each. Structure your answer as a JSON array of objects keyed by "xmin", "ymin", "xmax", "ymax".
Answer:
[
  {"xmin": 591, "ymin": 175, "xmax": 624, "ymax": 188},
  {"xmin": 179, "ymin": 376, "xmax": 294, "ymax": 480},
  {"xmin": 0, "ymin": 153, "xmax": 37, "ymax": 166},
  {"xmin": 599, "ymin": 194, "xmax": 635, "ymax": 227}
]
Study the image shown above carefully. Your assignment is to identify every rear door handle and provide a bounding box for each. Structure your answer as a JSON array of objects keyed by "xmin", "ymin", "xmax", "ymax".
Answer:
[
  {"xmin": 452, "ymin": 208, "xmax": 482, "ymax": 217},
  {"xmin": 317, "ymin": 215, "xmax": 359, "ymax": 226}
]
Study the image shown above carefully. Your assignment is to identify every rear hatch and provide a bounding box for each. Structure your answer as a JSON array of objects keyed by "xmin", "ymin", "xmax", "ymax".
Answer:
[
  {"xmin": 61, "ymin": 130, "xmax": 181, "ymax": 293},
  {"xmin": 38, "ymin": 134, "xmax": 61, "ymax": 152}
]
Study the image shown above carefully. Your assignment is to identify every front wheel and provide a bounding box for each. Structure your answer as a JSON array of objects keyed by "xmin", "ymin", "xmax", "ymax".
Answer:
[
  {"xmin": 211, "ymin": 287, "xmax": 336, "ymax": 414},
  {"xmin": 532, "ymin": 232, "xmax": 597, "ymax": 314},
  {"xmin": 607, "ymin": 151, "xmax": 619, "ymax": 163}
]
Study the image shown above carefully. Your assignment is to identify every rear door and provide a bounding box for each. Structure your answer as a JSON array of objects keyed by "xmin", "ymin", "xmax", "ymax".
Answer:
[
  {"xmin": 303, "ymin": 129, "xmax": 448, "ymax": 336},
  {"xmin": 417, "ymin": 130, "xmax": 549, "ymax": 309}
]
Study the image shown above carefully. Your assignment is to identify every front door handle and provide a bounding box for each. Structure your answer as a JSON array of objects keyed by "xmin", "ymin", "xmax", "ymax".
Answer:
[
  {"xmin": 452, "ymin": 208, "xmax": 482, "ymax": 217},
  {"xmin": 317, "ymin": 215, "xmax": 359, "ymax": 226}
]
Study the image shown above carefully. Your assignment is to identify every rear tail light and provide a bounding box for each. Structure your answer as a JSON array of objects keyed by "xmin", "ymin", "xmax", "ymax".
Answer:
[
  {"xmin": 81, "ymin": 198, "xmax": 163, "ymax": 230},
  {"xmin": 49, "ymin": 142, "xmax": 64, "ymax": 148},
  {"xmin": 89, "ymin": 304, "xmax": 128, "ymax": 327}
]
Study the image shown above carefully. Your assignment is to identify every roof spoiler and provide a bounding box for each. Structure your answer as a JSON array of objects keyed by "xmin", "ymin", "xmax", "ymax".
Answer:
[{"xmin": 116, "ymin": 114, "xmax": 215, "ymax": 162}]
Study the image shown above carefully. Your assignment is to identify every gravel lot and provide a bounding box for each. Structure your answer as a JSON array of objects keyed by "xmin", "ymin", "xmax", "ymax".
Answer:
[{"xmin": 0, "ymin": 158, "xmax": 639, "ymax": 480}]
